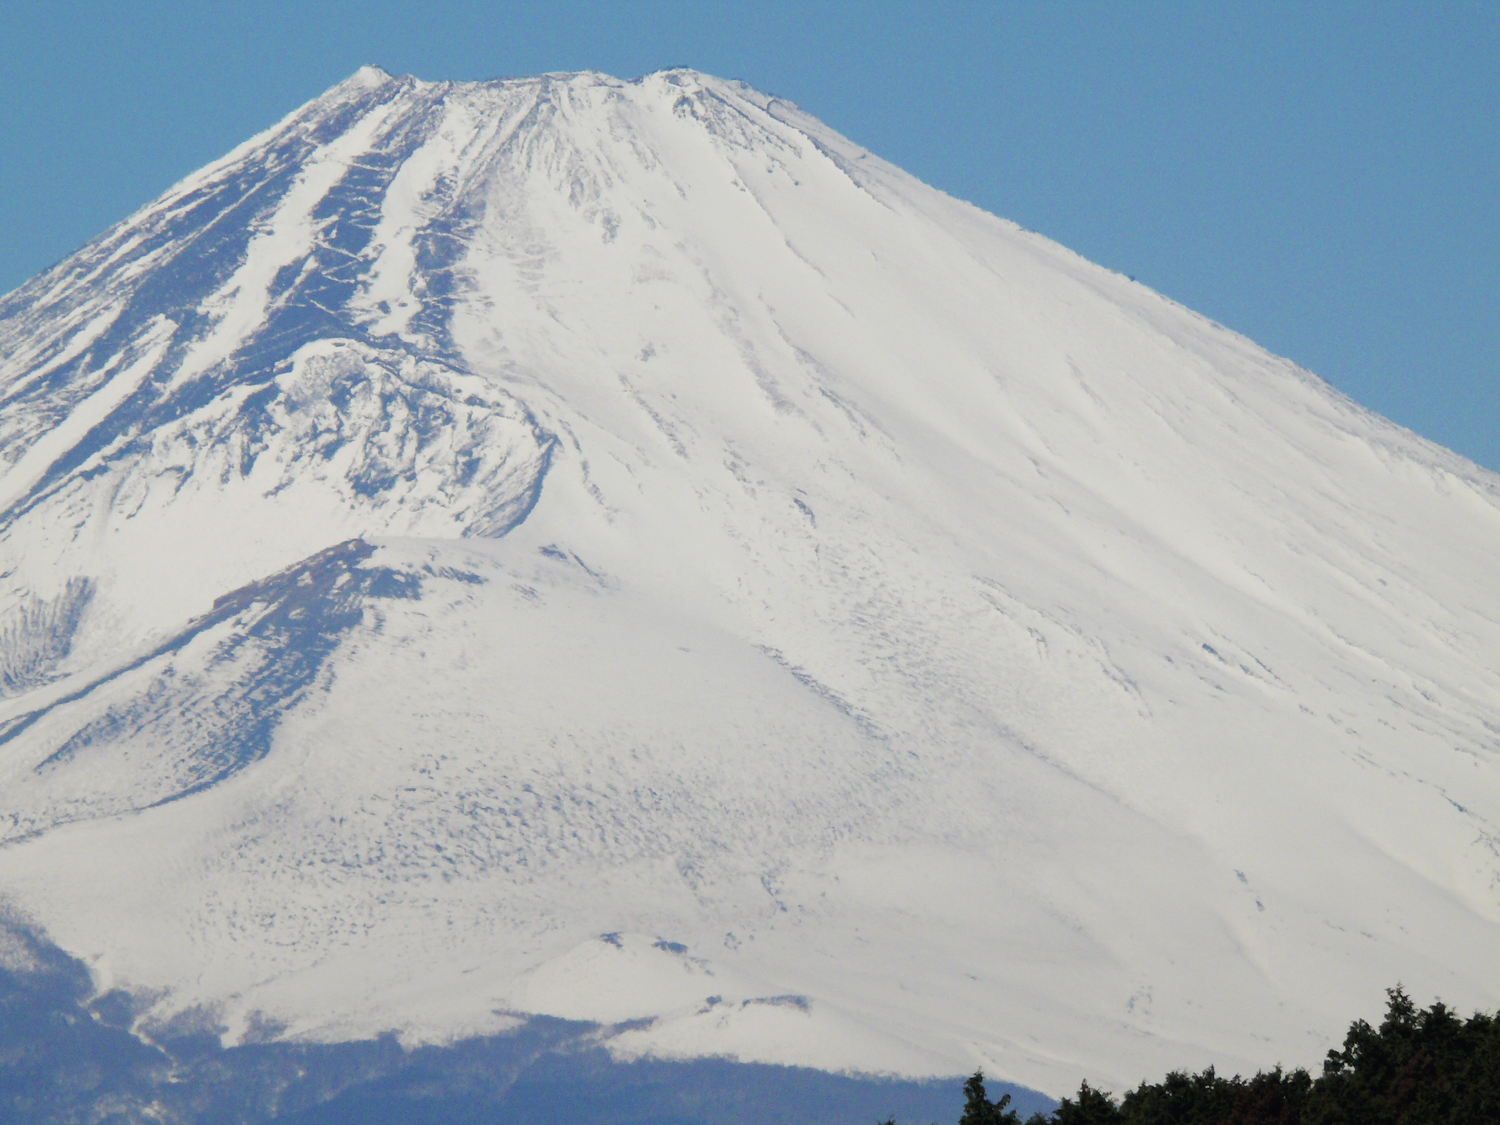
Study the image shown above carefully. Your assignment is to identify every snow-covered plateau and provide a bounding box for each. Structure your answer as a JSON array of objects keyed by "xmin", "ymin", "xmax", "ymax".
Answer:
[{"xmin": 0, "ymin": 67, "xmax": 1497, "ymax": 1098}]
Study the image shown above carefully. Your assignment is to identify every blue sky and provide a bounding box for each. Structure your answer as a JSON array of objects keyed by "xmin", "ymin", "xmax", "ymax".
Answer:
[{"xmin": 3, "ymin": 1, "xmax": 1496, "ymax": 470}]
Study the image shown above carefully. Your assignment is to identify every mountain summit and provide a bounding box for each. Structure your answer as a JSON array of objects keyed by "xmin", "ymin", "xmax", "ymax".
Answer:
[{"xmin": 0, "ymin": 68, "xmax": 1497, "ymax": 1094}]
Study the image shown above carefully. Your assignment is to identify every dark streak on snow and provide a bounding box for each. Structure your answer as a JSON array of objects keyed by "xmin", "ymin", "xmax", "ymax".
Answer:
[{"xmin": 0, "ymin": 540, "xmax": 425, "ymax": 838}]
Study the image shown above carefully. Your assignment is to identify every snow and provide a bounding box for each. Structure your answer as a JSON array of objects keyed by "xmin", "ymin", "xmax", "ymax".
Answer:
[
  {"xmin": 165, "ymin": 96, "xmax": 403, "ymax": 393},
  {"xmin": 0, "ymin": 67, "xmax": 1496, "ymax": 1097},
  {"xmin": 0, "ymin": 316, "xmax": 170, "ymax": 514}
]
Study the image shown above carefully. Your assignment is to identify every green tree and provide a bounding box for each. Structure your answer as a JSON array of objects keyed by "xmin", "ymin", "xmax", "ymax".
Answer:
[
  {"xmin": 1117, "ymin": 1065, "xmax": 1239, "ymax": 1123},
  {"xmin": 960, "ymin": 1069, "xmax": 1022, "ymax": 1125},
  {"xmin": 949, "ymin": 987, "xmax": 1500, "ymax": 1125},
  {"xmin": 1303, "ymin": 984, "xmax": 1500, "ymax": 1124},
  {"xmin": 1048, "ymin": 1080, "xmax": 1122, "ymax": 1124}
]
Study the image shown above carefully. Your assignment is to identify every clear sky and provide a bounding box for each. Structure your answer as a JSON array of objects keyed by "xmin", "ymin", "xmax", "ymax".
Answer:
[{"xmin": 3, "ymin": 1, "xmax": 1496, "ymax": 470}]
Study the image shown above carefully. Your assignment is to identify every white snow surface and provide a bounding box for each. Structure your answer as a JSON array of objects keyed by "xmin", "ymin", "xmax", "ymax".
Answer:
[{"xmin": 0, "ymin": 67, "xmax": 1498, "ymax": 1095}]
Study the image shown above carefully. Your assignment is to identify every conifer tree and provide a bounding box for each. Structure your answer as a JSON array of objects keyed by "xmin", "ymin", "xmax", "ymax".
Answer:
[
  {"xmin": 1046, "ymin": 1080, "xmax": 1121, "ymax": 1124},
  {"xmin": 959, "ymin": 1070, "xmax": 1021, "ymax": 1125}
]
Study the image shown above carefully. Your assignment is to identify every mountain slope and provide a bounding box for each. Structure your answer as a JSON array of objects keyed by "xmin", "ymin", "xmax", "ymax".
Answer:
[{"xmin": 0, "ymin": 67, "xmax": 1497, "ymax": 1095}]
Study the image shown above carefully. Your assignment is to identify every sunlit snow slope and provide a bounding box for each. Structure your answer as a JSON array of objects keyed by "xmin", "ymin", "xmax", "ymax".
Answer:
[{"xmin": 0, "ymin": 67, "xmax": 1498, "ymax": 1095}]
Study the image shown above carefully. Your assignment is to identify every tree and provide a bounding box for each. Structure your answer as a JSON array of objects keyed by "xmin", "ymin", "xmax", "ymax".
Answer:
[
  {"xmin": 1048, "ymin": 1080, "xmax": 1122, "ymax": 1124},
  {"xmin": 931, "ymin": 988, "xmax": 1500, "ymax": 1125},
  {"xmin": 960, "ymin": 1069, "xmax": 1022, "ymax": 1125}
]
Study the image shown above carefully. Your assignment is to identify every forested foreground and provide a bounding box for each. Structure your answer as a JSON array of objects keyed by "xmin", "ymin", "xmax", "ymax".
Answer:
[{"xmin": 937, "ymin": 989, "xmax": 1500, "ymax": 1125}]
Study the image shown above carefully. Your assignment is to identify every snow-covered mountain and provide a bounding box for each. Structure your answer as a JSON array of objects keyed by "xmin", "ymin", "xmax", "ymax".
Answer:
[{"xmin": 1, "ymin": 66, "xmax": 1498, "ymax": 1097}]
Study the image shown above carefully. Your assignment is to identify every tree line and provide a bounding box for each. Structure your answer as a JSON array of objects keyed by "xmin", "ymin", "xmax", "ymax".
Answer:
[{"xmin": 899, "ymin": 987, "xmax": 1500, "ymax": 1125}]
